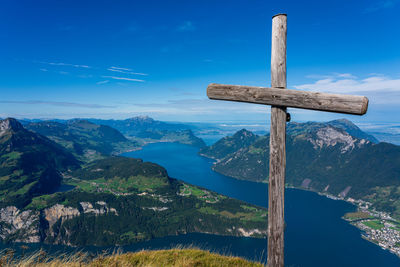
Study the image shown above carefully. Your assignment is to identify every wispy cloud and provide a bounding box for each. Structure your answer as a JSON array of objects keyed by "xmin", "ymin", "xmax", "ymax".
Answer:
[
  {"xmin": 177, "ymin": 21, "xmax": 195, "ymax": 32},
  {"xmin": 0, "ymin": 100, "xmax": 115, "ymax": 109},
  {"xmin": 294, "ymin": 74, "xmax": 400, "ymax": 105},
  {"xmin": 38, "ymin": 61, "xmax": 91, "ymax": 69},
  {"xmin": 102, "ymin": 75, "xmax": 145, "ymax": 82},
  {"xmin": 305, "ymin": 73, "xmax": 357, "ymax": 80},
  {"xmin": 295, "ymin": 74, "xmax": 400, "ymax": 93},
  {"xmin": 96, "ymin": 80, "xmax": 110, "ymax": 85},
  {"xmin": 364, "ymin": 0, "xmax": 398, "ymax": 13},
  {"xmin": 107, "ymin": 66, "xmax": 148, "ymax": 76},
  {"xmin": 109, "ymin": 66, "xmax": 132, "ymax": 71},
  {"xmin": 127, "ymin": 98, "xmax": 266, "ymax": 115}
]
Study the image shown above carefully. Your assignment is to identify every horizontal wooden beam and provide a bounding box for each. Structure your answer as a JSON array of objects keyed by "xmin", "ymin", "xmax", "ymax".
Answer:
[{"xmin": 207, "ymin": 83, "xmax": 368, "ymax": 115}]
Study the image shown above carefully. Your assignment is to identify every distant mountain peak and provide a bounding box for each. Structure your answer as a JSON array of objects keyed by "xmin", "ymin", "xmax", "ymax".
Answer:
[
  {"xmin": 233, "ymin": 129, "xmax": 257, "ymax": 139},
  {"xmin": 0, "ymin": 118, "xmax": 24, "ymax": 136},
  {"xmin": 287, "ymin": 119, "xmax": 378, "ymax": 144},
  {"xmin": 327, "ymin": 119, "xmax": 378, "ymax": 143},
  {"xmin": 308, "ymin": 125, "xmax": 366, "ymax": 153},
  {"xmin": 126, "ymin": 116, "xmax": 154, "ymax": 123},
  {"xmin": 329, "ymin": 118, "xmax": 352, "ymax": 124}
]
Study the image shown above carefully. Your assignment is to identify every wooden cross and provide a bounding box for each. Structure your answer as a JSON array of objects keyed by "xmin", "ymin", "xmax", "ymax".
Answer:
[{"xmin": 206, "ymin": 14, "xmax": 368, "ymax": 267}]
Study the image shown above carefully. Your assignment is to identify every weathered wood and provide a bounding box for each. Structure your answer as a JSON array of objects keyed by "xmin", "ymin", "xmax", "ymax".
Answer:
[
  {"xmin": 205, "ymin": 13, "xmax": 369, "ymax": 267},
  {"xmin": 207, "ymin": 83, "xmax": 368, "ymax": 115},
  {"xmin": 271, "ymin": 14, "xmax": 287, "ymax": 89},
  {"xmin": 268, "ymin": 14, "xmax": 287, "ymax": 267}
]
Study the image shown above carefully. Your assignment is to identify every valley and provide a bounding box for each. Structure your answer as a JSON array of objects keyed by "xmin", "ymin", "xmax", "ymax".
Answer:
[
  {"xmin": 1, "ymin": 116, "xmax": 400, "ymax": 265},
  {"xmin": 0, "ymin": 118, "xmax": 267, "ymax": 247},
  {"xmin": 199, "ymin": 119, "xmax": 400, "ymax": 256}
]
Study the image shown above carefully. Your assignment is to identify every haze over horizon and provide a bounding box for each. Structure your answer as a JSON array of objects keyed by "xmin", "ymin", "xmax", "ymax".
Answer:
[{"xmin": 1, "ymin": 0, "xmax": 399, "ymax": 123}]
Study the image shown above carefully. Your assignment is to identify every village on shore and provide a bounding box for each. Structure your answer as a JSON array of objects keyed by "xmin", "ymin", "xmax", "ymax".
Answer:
[{"xmin": 322, "ymin": 193, "xmax": 400, "ymax": 257}]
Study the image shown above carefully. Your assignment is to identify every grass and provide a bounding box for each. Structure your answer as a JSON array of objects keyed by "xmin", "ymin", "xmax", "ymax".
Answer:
[
  {"xmin": 9, "ymin": 181, "xmax": 37, "ymax": 196},
  {"xmin": 26, "ymin": 194, "xmax": 58, "ymax": 210},
  {"xmin": 362, "ymin": 220, "xmax": 385, "ymax": 230},
  {"xmin": 179, "ymin": 184, "xmax": 225, "ymax": 203},
  {"xmin": 66, "ymin": 175, "xmax": 168, "ymax": 195},
  {"xmin": 199, "ymin": 206, "xmax": 267, "ymax": 223},
  {"xmin": 343, "ymin": 211, "xmax": 373, "ymax": 221},
  {"xmin": 0, "ymin": 248, "xmax": 264, "ymax": 267},
  {"xmin": 248, "ymin": 147, "xmax": 263, "ymax": 155},
  {"xmin": 1, "ymin": 152, "xmax": 22, "ymax": 161}
]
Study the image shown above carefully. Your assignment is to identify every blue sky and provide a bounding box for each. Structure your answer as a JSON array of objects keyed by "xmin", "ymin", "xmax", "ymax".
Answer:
[{"xmin": 1, "ymin": 0, "xmax": 400, "ymax": 123}]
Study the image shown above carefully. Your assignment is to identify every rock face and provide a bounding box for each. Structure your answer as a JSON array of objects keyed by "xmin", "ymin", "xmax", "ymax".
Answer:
[
  {"xmin": 44, "ymin": 204, "xmax": 80, "ymax": 230},
  {"xmin": 0, "ymin": 118, "xmax": 24, "ymax": 137},
  {"xmin": 0, "ymin": 206, "xmax": 40, "ymax": 243},
  {"xmin": 80, "ymin": 201, "xmax": 118, "ymax": 215},
  {"xmin": 0, "ymin": 201, "xmax": 118, "ymax": 244},
  {"xmin": 309, "ymin": 126, "xmax": 369, "ymax": 153}
]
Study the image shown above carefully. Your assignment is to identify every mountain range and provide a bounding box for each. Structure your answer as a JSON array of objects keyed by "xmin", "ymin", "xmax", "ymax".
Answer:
[
  {"xmin": 89, "ymin": 116, "xmax": 205, "ymax": 147},
  {"xmin": 0, "ymin": 118, "xmax": 266, "ymax": 246},
  {"xmin": 200, "ymin": 119, "xmax": 400, "ymax": 219},
  {"xmin": 25, "ymin": 119, "xmax": 138, "ymax": 161}
]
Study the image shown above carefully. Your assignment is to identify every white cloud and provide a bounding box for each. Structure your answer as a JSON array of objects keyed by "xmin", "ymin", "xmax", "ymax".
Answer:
[
  {"xmin": 107, "ymin": 67, "xmax": 148, "ymax": 76},
  {"xmin": 96, "ymin": 80, "xmax": 109, "ymax": 85},
  {"xmin": 295, "ymin": 74, "xmax": 400, "ymax": 94},
  {"xmin": 102, "ymin": 75, "xmax": 145, "ymax": 82},
  {"xmin": 110, "ymin": 66, "xmax": 132, "ymax": 71},
  {"xmin": 335, "ymin": 73, "xmax": 357, "ymax": 79},
  {"xmin": 294, "ymin": 74, "xmax": 400, "ymax": 106},
  {"xmin": 39, "ymin": 61, "xmax": 91, "ymax": 68},
  {"xmin": 305, "ymin": 73, "xmax": 357, "ymax": 80}
]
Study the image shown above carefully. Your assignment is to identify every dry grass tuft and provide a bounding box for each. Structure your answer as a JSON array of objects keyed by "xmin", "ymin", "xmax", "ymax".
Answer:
[{"xmin": 0, "ymin": 248, "xmax": 264, "ymax": 267}]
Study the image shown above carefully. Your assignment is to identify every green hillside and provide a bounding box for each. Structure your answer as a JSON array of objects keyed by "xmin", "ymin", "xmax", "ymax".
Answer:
[
  {"xmin": 0, "ymin": 120, "xmax": 267, "ymax": 246},
  {"xmin": 201, "ymin": 119, "xmax": 400, "ymax": 219},
  {"xmin": 199, "ymin": 129, "xmax": 258, "ymax": 159},
  {"xmin": 26, "ymin": 119, "xmax": 138, "ymax": 161},
  {"xmin": 0, "ymin": 118, "xmax": 79, "ymax": 208},
  {"xmin": 21, "ymin": 156, "xmax": 267, "ymax": 246}
]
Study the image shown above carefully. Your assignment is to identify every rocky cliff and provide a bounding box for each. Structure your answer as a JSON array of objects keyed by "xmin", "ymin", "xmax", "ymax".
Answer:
[{"xmin": 0, "ymin": 200, "xmax": 118, "ymax": 244}]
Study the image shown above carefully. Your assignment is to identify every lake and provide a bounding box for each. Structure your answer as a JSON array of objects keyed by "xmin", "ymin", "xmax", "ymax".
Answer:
[
  {"xmin": 2, "ymin": 142, "xmax": 399, "ymax": 266},
  {"xmin": 123, "ymin": 142, "xmax": 400, "ymax": 267}
]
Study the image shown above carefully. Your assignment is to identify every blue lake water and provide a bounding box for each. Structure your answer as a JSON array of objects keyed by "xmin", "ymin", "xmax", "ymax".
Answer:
[
  {"xmin": 2, "ymin": 142, "xmax": 399, "ymax": 266},
  {"xmin": 50, "ymin": 184, "xmax": 76, "ymax": 193},
  {"xmin": 123, "ymin": 142, "xmax": 400, "ymax": 267}
]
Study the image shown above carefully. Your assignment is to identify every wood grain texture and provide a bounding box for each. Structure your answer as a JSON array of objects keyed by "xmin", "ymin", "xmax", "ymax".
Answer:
[
  {"xmin": 268, "ymin": 14, "xmax": 287, "ymax": 267},
  {"xmin": 268, "ymin": 105, "xmax": 286, "ymax": 267},
  {"xmin": 271, "ymin": 14, "xmax": 287, "ymax": 88},
  {"xmin": 207, "ymin": 83, "xmax": 369, "ymax": 115}
]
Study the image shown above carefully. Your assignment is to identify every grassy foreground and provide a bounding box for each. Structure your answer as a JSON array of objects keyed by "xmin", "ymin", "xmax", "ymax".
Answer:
[{"xmin": 0, "ymin": 248, "xmax": 264, "ymax": 267}]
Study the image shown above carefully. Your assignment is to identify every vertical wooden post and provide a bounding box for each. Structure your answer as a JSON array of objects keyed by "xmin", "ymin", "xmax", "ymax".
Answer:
[{"xmin": 268, "ymin": 14, "xmax": 287, "ymax": 267}]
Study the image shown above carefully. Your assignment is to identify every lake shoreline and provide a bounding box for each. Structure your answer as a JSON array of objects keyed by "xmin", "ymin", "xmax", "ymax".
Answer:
[
  {"xmin": 4, "ymin": 141, "xmax": 396, "ymax": 266},
  {"xmin": 198, "ymin": 148, "xmax": 400, "ymax": 258}
]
